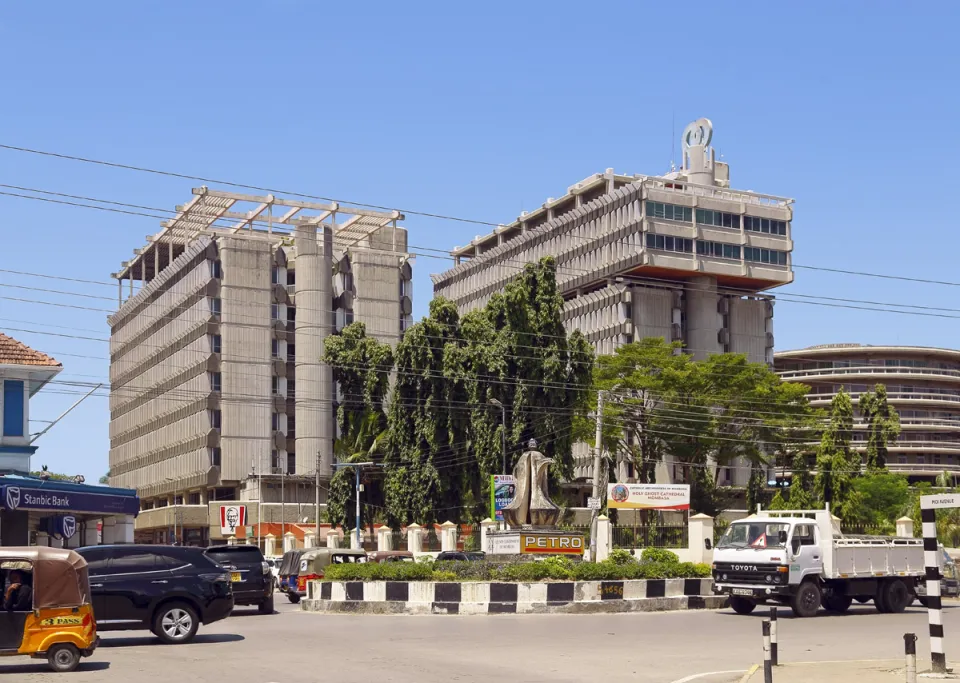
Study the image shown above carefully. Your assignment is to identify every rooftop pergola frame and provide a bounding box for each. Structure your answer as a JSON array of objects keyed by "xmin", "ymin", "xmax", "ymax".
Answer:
[{"xmin": 112, "ymin": 187, "xmax": 404, "ymax": 284}]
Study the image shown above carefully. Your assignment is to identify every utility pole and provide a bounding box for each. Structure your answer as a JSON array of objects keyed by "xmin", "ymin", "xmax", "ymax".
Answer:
[
  {"xmin": 333, "ymin": 462, "xmax": 375, "ymax": 548},
  {"xmin": 315, "ymin": 450, "xmax": 321, "ymax": 541},
  {"xmin": 590, "ymin": 390, "xmax": 606, "ymax": 561},
  {"xmin": 489, "ymin": 398, "xmax": 507, "ymax": 474}
]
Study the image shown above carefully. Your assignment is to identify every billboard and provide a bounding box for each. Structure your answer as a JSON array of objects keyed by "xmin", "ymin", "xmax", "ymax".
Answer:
[
  {"xmin": 219, "ymin": 505, "xmax": 247, "ymax": 536},
  {"xmin": 490, "ymin": 475, "xmax": 516, "ymax": 521},
  {"xmin": 606, "ymin": 483, "xmax": 690, "ymax": 510}
]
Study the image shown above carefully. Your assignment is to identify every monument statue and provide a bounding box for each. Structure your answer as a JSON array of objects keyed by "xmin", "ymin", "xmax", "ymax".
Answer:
[{"xmin": 503, "ymin": 439, "xmax": 561, "ymax": 528}]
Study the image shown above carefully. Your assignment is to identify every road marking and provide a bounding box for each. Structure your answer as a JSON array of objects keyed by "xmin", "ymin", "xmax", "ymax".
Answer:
[
  {"xmin": 668, "ymin": 670, "xmax": 748, "ymax": 683},
  {"xmin": 738, "ymin": 665, "xmax": 759, "ymax": 683}
]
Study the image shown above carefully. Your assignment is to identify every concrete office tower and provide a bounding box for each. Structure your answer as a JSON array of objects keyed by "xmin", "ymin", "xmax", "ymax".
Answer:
[
  {"xmin": 776, "ymin": 345, "xmax": 960, "ymax": 484},
  {"xmin": 432, "ymin": 119, "xmax": 795, "ymax": 486},
  {"xmin": 108, "ymin": 188, "xmax": 411, "ymax": 545}
]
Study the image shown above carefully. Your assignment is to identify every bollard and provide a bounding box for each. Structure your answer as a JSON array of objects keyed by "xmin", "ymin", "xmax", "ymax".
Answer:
[
  {"xmin": 904, "ymin": 633, "xmax": 917, "ymax": 683},
  {"xmin": 769, "ymin": 606, "xmax": 778, "ymax": 666},
  {"xmin": 762, "ymin": 619, "xmax": 773, "ymax": 683}
]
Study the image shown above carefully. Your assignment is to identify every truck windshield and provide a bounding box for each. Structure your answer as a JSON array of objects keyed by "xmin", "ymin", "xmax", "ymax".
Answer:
[{"xmin": 718, "ymin": 522, "xmax": 789, "ymax": 549}]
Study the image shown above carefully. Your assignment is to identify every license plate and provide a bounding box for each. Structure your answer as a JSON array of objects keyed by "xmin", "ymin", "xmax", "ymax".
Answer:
[
  {"xmin": 732, "ymin": 588, "xmax": 754, "ymax": 596},
  {"xmin": 231, "ymin": 572, "xmax": 241, "ymax": 583}
]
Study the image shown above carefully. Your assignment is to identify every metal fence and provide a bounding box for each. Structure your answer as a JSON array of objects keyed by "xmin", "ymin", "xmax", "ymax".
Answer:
[
  {"xmin": 612, "ymin": 523, "xmax": 687, "ymax": 549},
  {"xmin": 457, "ymin": 525, "xmax": 482, "ymax": 551},
  {"xmin": 390, "ymin": 530, "xmax": 408, "ymax": 551},
  {"xmin": 840, "ymin": 522, "xmax": 891, "ymax": 536},
  {"xmin": 558, "ymin": 524, "xmax": 591, "ymax": 545},
  {"xmin": 422, "ymin": 528, "xmax": 443, "ymax": 552}
]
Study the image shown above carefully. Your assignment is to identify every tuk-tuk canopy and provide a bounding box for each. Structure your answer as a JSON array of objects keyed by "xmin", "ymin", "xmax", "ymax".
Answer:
[{"xmin": 0, "ymin": 546, "xmax": 90, "ymax": 610}]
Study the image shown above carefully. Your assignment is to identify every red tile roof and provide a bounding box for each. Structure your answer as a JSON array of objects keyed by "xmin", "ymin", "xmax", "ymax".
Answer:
[{"xmin": 0, "ymin": 333, "xmax": 61, "ymax": 367}]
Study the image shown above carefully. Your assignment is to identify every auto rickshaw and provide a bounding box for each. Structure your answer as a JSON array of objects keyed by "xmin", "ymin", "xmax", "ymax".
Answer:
[
  {"xmin": 277, "ymin": 549, "xmax": 306, "ymax": 604},
  {"xmin": 294, "ymin": 548, "xmax": 367, "ymax": 597},
  {"xmin": 0, "ymin": 547, "xmax": 98, "ymax": 673}
]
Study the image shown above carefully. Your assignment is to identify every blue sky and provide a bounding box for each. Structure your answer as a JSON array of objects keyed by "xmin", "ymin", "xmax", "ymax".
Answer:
[{"xmin": 0, "ymin": 2, "xmax": 957, "ymax": 481}]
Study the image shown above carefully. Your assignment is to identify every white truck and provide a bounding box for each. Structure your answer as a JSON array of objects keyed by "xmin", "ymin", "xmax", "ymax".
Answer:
[{"xmin": 711, "ymin": 508, "xmax": 932, "ymax": 617}]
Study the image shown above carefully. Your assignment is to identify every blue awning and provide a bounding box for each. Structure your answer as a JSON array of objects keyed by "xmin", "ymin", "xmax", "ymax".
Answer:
[{"xmin": 0, "ymin": 476, "xmax": 139, "ymax": 517}]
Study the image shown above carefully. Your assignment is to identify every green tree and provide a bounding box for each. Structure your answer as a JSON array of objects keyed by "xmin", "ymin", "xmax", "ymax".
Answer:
[
  {"xmin": 814, "ymin": 389, "xmax": 857, "ymax": 511},
  {"xmin": 99, "ymin": 471, "xmax": 110, "ymax": 485},
  {"xmin": 323, "ymin": 322, "xmax": 395, "ymax": 529},
  {"xmin": 843, "ymin": 471, "xmax": 909, "ymax": 532},
  {"xmin": 859, "ymin": 384, "xmax": 900, "ymax": 471}
]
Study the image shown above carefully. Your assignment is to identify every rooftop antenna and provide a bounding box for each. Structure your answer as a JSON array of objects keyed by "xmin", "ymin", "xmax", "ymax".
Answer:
[{"xmin": 670, "ymin": 110, "xmax": 676, "ymax": 172}]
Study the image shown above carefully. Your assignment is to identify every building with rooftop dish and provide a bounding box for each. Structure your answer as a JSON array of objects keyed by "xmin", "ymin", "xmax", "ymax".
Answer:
[
  {"xmin": 107, "ymin": 188, "xmax": 412, "ymax": 546},
  {"xmin": 432, "ymin": 119, "xmax": 794, "ymax": 487},
  {"xmin": 775, "ymin": 345, "xmax": 960, "ymax": 483}
]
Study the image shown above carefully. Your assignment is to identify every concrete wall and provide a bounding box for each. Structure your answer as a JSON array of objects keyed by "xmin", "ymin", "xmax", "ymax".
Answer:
[
  {"xmin": 684, "ymin": 276, "xmax": 722, "ymax": 360},
  {"xmin": 728, "ymin": 297, "xmax": 769, "ymax": 364}
]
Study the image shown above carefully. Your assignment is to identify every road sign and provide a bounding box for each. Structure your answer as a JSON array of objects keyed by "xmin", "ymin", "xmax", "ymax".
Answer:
[
  {"xmin": 587, "ymin": 497, "xmax": 601, "ymax": 510},
  {"xmin": 921, "ymin": 493, "xmax": 960, "ymax": 510}
]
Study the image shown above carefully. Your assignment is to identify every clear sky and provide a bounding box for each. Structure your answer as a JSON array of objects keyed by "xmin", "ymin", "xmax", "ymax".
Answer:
[{"xmin": 0, "ymin": 2, "xmax": 958, "ymax": 482}]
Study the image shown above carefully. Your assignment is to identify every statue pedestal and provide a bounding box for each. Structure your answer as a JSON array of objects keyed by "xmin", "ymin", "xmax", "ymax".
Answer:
[{"xmin": 487, "ymin": 528, "xmax": 585, "ymax": 558}]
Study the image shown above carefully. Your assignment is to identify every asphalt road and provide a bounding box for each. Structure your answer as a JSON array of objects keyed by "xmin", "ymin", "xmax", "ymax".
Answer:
[{"xmin": 5, "ymin": 601, "xmax": 960, "ymax": 683}]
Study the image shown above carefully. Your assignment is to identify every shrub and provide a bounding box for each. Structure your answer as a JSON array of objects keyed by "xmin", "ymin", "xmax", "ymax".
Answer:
[
  {"xmin": 607, "ymin": 549, "xmax": 637, "ymax": 566},
  {"xmin": 432, "ymin": 571, "xmax": 457, "ymax": 582},
  {"xmin": 640, "ymin": 548, "xmax": 679, "ymax": 565}
]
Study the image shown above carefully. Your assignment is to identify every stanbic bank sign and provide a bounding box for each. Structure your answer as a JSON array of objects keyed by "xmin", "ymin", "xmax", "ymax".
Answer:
[{"xmin": 520, "ymin": 533, "xmax": 585, "ymax": 555}]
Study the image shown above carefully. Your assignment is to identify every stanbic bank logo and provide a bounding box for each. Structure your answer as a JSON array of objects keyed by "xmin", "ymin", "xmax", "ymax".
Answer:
[{"xmin": 5, "ymin": 487, "xmax": 20, "ymax": 510}]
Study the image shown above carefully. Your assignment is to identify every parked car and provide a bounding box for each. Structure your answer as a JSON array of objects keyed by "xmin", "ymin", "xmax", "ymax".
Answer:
[
  {"xmin": 76, "ymin": 545, "xmax": 233, "ymax": 644},
  {"xmin": 435, "ymin": 551, "xmax": 486, "ymax": 562},
  {"xmin": 367, "ymin": 551, "xmax": 414, "ymax": 563},
  {"xmin": 264, "ymin": 556, "xmax": 282, "ymax": 584},
  {"xmin": 205, "ymin": 545, "xmax": 274, "ymax": 614}
]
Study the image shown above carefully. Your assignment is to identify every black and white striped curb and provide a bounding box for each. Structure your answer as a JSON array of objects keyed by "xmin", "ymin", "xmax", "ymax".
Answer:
[{"xmin": 301, "ymin": 578, "xmax": 726, "ymax": 615}]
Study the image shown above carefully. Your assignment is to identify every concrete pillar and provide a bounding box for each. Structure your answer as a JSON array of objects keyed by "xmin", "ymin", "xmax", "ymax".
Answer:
[
  {"xmin": 595, "ymin": 515, "xmax": 611, "ymax": 562},
  {"xmin": 35, "ymin": 532, "xmax": 50, "ymax": 547},
  {"xmin": 440, "ymin": 521, "xmax": 457, "ymax": 552},
  {"xmin": 406, "ymin": 524, "xmax": 423, "ymax": 554},
  {"xmin": 480, "ymin": 518, "xmax": 496, "ymax": 553},
  {"xmin": 264, "ymin": 534, "xmax": 277, "ymax": 556},
  {"xmin": 377, "ymin": 526, "xmax": 393, "ymax": 551},
  {"xmin": 326, "ymin": 529, "xmax": 340, "ymax": 549},
  {"xmin": 897, "ymin": 516, "xmax": 915, "ymax": 538},
  {"xmin": 349, "ymin": 529, "xmax": 362, "ymax": 550},
  {"xmin": 99, "ymin": 517, "xmax": 116, "ymax": 545},
  {"xmin": 304, "ymin": 532, "xmax": 316, "ymax": 549},
  {"xmin": 283, "ymin": 531, "xmax": 297, "ymax": 552},
  {"xmin": 684, "ymin": 276, "xmax": 722, "ymax": 360},
  {"xmin": 688, "ymin": 513, "xmax": 714, "ymax": 564}
]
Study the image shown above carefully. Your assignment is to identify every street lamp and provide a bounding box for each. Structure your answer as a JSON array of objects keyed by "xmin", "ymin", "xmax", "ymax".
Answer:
[
  {"xmin": 333, "ymin": 462, "xmax": 375, "ymax": 549},
  {"xmin": 489, "ymin": 398, "xmax": 507, "ymax": 475}
]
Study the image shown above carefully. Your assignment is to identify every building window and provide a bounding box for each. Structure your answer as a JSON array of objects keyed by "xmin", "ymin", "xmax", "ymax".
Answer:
[
  {"xmin": 271, "ymin": 304, "xmax": 279, "ymax": 320},
  {"xmin": 210, "ymin": 334, "xmax": 222, "ymax": 354},
  {"xmin": 697, "ymin": 240, "xmax": 741, "ymax": 260},
  {"xmin": 288, "ymin": 379, "xmax": 296, "ymax": 398},
  {"xmin": 271, "ymin": 338, "xmax": 279, "ymax": 358},
  {"xmin": 645, "ymin": 233, "xmax": 693, "ymax": 254},
  {"xmin": 187, "ymin": 492, "xmax": 201, "ymax": 505},
  {"xmin": 210, "ymin": 409, "xmax": 221, "ymax": 429},
  {"xmin": 2, "ymin": 380, "xmax": 25, "ymax": 438},
  {"xmin": 209, "ymin": 298, "xmax": 222, "ymax": 316},
  {"xmin": 646, "ymin": 201, "xmax": 692, "ymax": 223},
  {"xmin": 744, "ymin": 216, "xmax": 788, "ymax": 236},
  {"xmin": 287, "ymin": 307, "xmax": 296, "ymax": 323},
  {"xmin": 287, "ymin": 453, "xmax": 296, "ymax": 475},
  {"xmin": 210, "ymin": 260, "xmax": 222, "ymax": 279},
  {"xmin": 211, "ymin": 447, "xmax": 222, "ymax": 467},
  {"xmin": 271, "ymin": 450, "xmax": 280, "ymax": 470},
  {"xmin": 696, "ymin": 209, "xmax": 741, "ymax": 230},
  {"xmin": 287, "ymin": 343, "xmax": 295, "ymax": 361},
  {"xmin": 287, "ymin": 269, "xmax": 296, "ymax": 286},
  {"xmin": 744, "ymin": 247, "xmax": 788, "ymax": 265},
  {"xmin": 272, "ymin": 413, "xmax": 280, "ymax": 431},
  {"xmin": 209, "ymin": 372, "xmax": 222, "ymax": 392},
  {"xmin": 287, "ymin": 414, "xmax": 296, "ymax": 437},
  {"xmin": 271, "ymin": 266, "xmax": 280, "ymax": 285},
  {"xmin": 271, "ymin": 376, "xmax": 279, "ymax": 395}
]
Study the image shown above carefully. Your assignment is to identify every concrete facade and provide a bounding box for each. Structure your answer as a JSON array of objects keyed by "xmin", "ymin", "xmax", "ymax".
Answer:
[
  {"xmin": 108, "ymin": 188, "xmax": 411, "ymax": 542},
  {"xmin": 432, "ymin": 119, "xmax": 793, "ymax": 484},
  {"xmin": 776, "ymin": 344, "xmax": 960, "ymax": 483}
]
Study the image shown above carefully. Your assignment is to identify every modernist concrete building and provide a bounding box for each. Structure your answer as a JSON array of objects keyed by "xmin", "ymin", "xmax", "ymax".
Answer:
[
  {"xmin": 108, "ymin": 188, "xmax": 412, "ymax": 545},
  {"xmin": 776, "ymin": 344, "xmax": 960, "ymax": 483},
  {"xmin": 432, "ymin": 119, "xmax": 795, "ymax": 485}
]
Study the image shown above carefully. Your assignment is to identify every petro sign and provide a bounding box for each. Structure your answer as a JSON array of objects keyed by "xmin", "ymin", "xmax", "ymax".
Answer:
[{"xmin": 520, "ymin": 533, "xmax": 585, "ymax": 555}]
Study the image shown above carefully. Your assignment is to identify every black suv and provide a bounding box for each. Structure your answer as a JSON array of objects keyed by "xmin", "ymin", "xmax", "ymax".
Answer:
[
  {"xmin": 205, "ymin": 545, "xmax": 274, "ymax": 614},
  {"xmin": 76, "ymin": 545, "xmax": 234, "ymax": 644}
]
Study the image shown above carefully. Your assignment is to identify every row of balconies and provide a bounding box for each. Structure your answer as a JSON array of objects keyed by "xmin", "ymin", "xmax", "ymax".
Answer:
[{"xmin": 779, "ymin": 365, "xmax": 960, "ymax": 382}]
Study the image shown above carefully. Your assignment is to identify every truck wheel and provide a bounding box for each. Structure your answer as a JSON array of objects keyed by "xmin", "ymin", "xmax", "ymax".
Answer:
[
  {"xmin": 875, "ymin": 584, "xmax": 891, "ymax": 613},
  {"xmin": 823, "ymin": 595, "xmax": 852, "ymax": 613},
  {"xmin": 790, "ymin": 580, "xmax": 822, "ymax": 618},
  {"xmin": 881, "ymin": 580, "xmax": 911, "ymax": 614},
  {"xmin": 729, "ymin": 597, "xmax": 757, "ymax": 615}
]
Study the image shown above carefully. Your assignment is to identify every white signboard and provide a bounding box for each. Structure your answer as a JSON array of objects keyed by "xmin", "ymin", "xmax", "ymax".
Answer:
[
  {"xmin": 922, "ymin": 494, "xmax": 960, "ymax": 510},
  {"xmin": 607, "ymin": 483, "xmax": 690, "ymax": 510},
  {"xmin": 219, "ymin": 505, "xmax": 247, "ymax": 536},
  {"xmin": 489, "ymin": 534, "xmax": 521, "ymax": 555},
  {"xmin": 586, "ymin": 497, "xmax": 602, "ymax": 510}
]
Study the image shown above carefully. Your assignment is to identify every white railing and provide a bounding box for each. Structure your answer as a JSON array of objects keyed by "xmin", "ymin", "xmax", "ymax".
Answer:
[
  {"xmin": 808, "ymin": 392, "xmax": 960, "ymax": 404},
  {"xmin": 779, "ymin": 366, "xmax": 960, "ymax": 381}
]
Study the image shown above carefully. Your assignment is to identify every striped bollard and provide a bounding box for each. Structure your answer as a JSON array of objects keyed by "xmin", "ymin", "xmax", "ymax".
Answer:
[
  {"xmin": 762, "ymin": 619, "xmax": 773, "ymax": 683},
  {"xmin": 904, "ymin": 633, "xmax": 917, "ymax": 683},
  {"xmin": 920, "ymin": 503, "xmax": 947, "ymax": 674},
  {"xmin": 769, "ymin": 607, "xmax": 778, "ymax": 666}
]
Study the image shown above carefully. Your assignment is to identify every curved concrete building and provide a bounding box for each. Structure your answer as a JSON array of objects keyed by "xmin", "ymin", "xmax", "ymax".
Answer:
[{"xmin": 775, "ymin": 344, "xmax": 960, "ymax": 481}]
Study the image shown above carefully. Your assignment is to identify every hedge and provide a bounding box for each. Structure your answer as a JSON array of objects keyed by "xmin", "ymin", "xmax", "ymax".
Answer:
[{"xmin": 323, "ymin": 551, "xmax": 711, "ymax": 583}]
